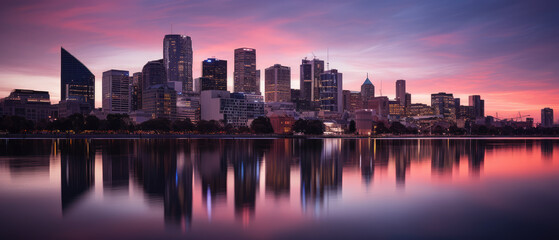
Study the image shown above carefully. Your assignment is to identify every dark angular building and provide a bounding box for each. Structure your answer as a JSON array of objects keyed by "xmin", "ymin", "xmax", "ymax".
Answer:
[
  {"xmin": 234, "ymin": 48, "xmax": 258, "ymax": 94},
  {"xmin": 61, "ymin": 48, "xmax": 95, "ymax": 109},
  {"xmin": 541, "ymin": 108, "xmax": 554, "ymax": 128},
  {"xmin": 202, "ymin": 58, "xmax": 227, "ymax": 91},
  {"xmin": 142, "ymin": 59, "xmax": 167, "ymax": 91},
  {"xmin": 163, "ymin": 34, "xmax": 193, "ymax": 92}
]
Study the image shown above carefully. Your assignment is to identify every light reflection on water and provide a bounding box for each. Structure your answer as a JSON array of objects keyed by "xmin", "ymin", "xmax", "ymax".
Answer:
[{"xmin": 0, "ymin": 138, "xmax": 558, "ymax": 239}]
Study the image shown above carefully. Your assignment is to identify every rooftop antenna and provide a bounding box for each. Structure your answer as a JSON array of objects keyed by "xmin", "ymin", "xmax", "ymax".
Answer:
[
  {"xmin": 327, "ymin": 48, "xmax": 330, "ymax": 71},
  {"xmin": 380, "ymin": 79, "xmax": 383, "ymax": 96}
]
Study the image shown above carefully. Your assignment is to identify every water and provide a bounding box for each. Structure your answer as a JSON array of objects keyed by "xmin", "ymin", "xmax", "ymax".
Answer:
[{"xmin": 0, "ymin": 138, "xmax": 558, "ymax": 239}]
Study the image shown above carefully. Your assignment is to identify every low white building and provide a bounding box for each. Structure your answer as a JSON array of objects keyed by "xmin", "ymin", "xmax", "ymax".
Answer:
[{"xmin": 201, "ymin": 90, "xmax": 265, "ymax": 127}]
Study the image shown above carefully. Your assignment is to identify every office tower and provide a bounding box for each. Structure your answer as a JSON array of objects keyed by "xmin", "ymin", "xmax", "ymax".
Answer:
[
  {"xmin": 409, "ymin": 103, "xmax": 435, "ymax": 116},
  {"xmin": 541, "ymin": 108, "xmax": 554, "ymax": 127},
  {"xmin": 342, "ymin": 90, "xmax": 351, "ymax": 112},
  {"xmin": 142, "ymin": 59, "xmax": 166, "ymax": 90},
  {"xmin": 0, "ymin": 89, "xmax": 52, "ymax": 122},
  {"xmin": 431, "ymin": 92, "xmax": 456, "ymax": 120},
  {"xmin": 454, "ymin": 98, "xmax": 461, "ymax": 118},
  {"xmin": 256, "ymin": 70, "xmax": 261, "ymax": 95},
  {"xmin": 200, "ymin": 90, "xmax": 265, "ymax": 127},
  {"xmin": 395, "ymin": 79, "xmax": 406, "ymax": 105},
  {"xmin": 60, "ymin": 47, "xmax": 95, "ymax": 109},
  {"xmin": 265, "ymin": 64, "xmax": 291, "ymax": 102},
  {"xmin": 163, "ymin": 34, "xmax": 193, "ymax": 92},
  {"xmin": 319, "ymin": 69, "xmax": 343, "ymax": 112},
  {"xmin": 131, "ymin": 72, "xmax": 142, "ymax": 111},
  {"xmin": 102, "ymin": 70, "xmax": 131, "ymax": 114},
  {"xmin": 405, "ymin": 93, "xmax": 411, "ymax": 108},
  {"xmin": 202, "ymin": 58, "xmax": 227, "ymax": 91},
  {"xmin": 300, "ymin": 58, "xmax": 325, "ymax": 103},
  {"xmin": 142, "ymin": 84, "xmax": 177, "ymax": 120},
  {"xmin": 468, "ymin": 95, "xmax": 485, "ymax": 118},
  {"xmin": 234, "ymin": 48, "xmax": 258, "ymax": 94},
  {"xmin": 361, "ymin": 75, "xmax": 374, "ymax": 108}
]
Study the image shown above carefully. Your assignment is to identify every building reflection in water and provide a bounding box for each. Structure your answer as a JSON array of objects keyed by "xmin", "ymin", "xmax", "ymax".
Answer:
[
  {"xmin": 298, "ymin": 139, "xmax": 342, "ymax": 214},
  {"xmin": 265, "ymin": 139, "xmax": 292, "ymax": 198},
  {"xmin": 0, "ymin": 139, "xmax": 52, "ymax": 177},
  {"xmin": 196, "ymin": 139, "xmax": 227, "ymax": 220},
  {"xmin": 43, "ymin": 138, "xmax": 559, "ymax": 229},
  {"xmin": 102, "ymin": 140, "xmax": 130, "ymax": 192},
  {"xmin": 131, "ymin": 139, "xmax": 192, "ymax": 230},
  {"xmin": 230, "ymin": 139, "xmax": 269, "ymax": 224},
  {"xmin": 541, "ymin": 140, "xmax": 553, "ymax": 162},
  {"xmin": 60, "ymin": 140, "xmax": 95, "ymax": 215}
]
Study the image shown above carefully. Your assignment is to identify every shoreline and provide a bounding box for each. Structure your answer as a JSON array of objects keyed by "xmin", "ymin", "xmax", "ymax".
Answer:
[{"xmin": 0, "ymin": 133, "xmax": 558, "ymax": 139}]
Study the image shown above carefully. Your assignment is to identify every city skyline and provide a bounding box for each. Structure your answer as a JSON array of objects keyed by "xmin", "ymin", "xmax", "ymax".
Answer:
[{"xmin": 0, "ymin": 0, "xmax": 558, "ymax": 122}]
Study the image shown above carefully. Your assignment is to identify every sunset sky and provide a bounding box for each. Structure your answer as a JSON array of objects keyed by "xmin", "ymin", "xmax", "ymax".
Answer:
[{"xmin": 0, "ymin": 0, "xmax": 557, "ymax": 122}]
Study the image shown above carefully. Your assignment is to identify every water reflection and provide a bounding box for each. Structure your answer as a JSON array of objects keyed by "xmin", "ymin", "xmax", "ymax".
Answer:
[
  {"xmin": 1, "ymin": 138, "xmax": 558, "ymax": 238},
  {"xmin": 60, "ymin": 140, "xmax": 95, "ymax": 214}
]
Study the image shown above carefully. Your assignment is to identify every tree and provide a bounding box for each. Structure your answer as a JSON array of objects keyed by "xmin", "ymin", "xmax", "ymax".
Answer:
[
  {"xmin": 250, "ymin": 116, "xmax": 274, "ymax": 134},
  {"xmin": 307, "ymin": 120, "xmax": 325, "ymax": 135},
  {"xmin": 347, "ymin": 120, "xmax": 356, "ymax": 134},
  {"xmin": 105, "ymin": 114, "xmax": 128, "ymax": 131},
  {"xmin": 84, "ymin": 115, "xmax": 101, "ymax": 131},
  {"xmin": 0, "ymin": 115, "xmax": 34, "ymax": 133},
  {"xmin": 196, "ymin": 120, "xmax": 222, "ymax": 134},
  {"xmin": 172, "ymin": 118, "xmax": 195, "ymax": 132},
  {"xmin": 67, "ymin": 113, "xmax": 85, "ymax": 133},
  {"xmin": 139, "ymin": 118, "xmax": 171, "ymax": 132},
  {"xmin": 389, "ymin": 122, "xmax": 407, "ymax": 135},
  {"xmin": 292, "ymin": 119, "xmax": 308, "ymax": 134},
  {"xmin": 374, "ymin": 122, "xmax": 388, "ymax": 134}
]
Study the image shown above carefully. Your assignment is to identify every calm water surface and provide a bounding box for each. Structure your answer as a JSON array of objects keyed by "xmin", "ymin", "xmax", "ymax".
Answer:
[{"xmin": 0, "ymin": 138, "xmax": 558, "ymax": 239}]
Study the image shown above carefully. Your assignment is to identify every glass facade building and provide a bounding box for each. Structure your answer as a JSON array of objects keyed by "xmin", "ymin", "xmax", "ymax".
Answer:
[
  {"xmin": 60, "ymin": 48, "xmax": 95, "ymax": 109},
  {"xmin": 163, "ymin": 35, "xmax": 193, "ymax": 92}
]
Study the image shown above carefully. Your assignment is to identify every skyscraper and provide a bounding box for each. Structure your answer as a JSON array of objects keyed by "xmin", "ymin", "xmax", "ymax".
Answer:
[
  {"xmin": 300, "ymin": 58, "xmax": 324, "ymax": 104},
  {"xmin": 396, "ymin": 79, "xmax": 406, "ymax": 105},
  {"xmin": 319, "ymin": 69, "xmax": 343, "ymax": 112},
  {"xmin": 142, "ymin": 59, "xmax": 166, "ymax": 91},
  {"xmin": 361, "ymin": 75, "xmax": 374, "ymax": 108},
  {"xmin": 431, "ymin": 92, "xmax": 455, "ymax": 120},
  {"xmin": 265, "ymin": 64, "xmax": 291, "ymax": 102},
  {"xmin": 102, "ymin": 70, "xmax": 130, "ymax": 114},
  {"xmin": 234, "ymin": 48, "xmax": 258, "ymax": 94},
  {"xmin": 60, "ymin": 48, "xmax": 95, "ymax": 109},
  {"xmin": 541, "ymin": 108, "xmax": 554, "ymax": 127},
  {"xmin": 163, "ymin": 34, "xmax": 193, "ymax": 92},
  {"xmin": 202, "ymin": 58, "xmax": 227, "ymax": 91},
  {"xmin": 131, "ymin": 72, "xmax": 142, "ymax": 111},
  {"xmin": 468, "ymin": 95, "xmax": 485, "ymax": 118}
]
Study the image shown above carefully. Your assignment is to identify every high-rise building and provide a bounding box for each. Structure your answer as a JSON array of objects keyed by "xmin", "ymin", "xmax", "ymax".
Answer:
[
  {"xmin": 396, "ymin": 79, "xmax": 406, "ymax": 105},
  {"xmin": 163, "ymin": 34, "xmax": 193, "ymax": 92},
  {"xmin": 102, "ymin": 70, "xmax": 130, "ymax": 114},
  {"xmin": 319, "ymin": 69, "xmax": 343, "ymax": 112},
  {"xmin": 468, "ymin": 95, "xmax": 485, "ymax": 118},
  {"xmin": 234, "ymin": 48, "xmax": 258, "ymax": 94},
  {"xmin": 541, "ymin": 108, "xmax": 554, "ymax": 127},
  {"xmin": 202, "ymin": 58, "xmax": 227, "ymax": 91},
  {"xmin": 61, "ymin": 48, "xmax": 95, "ymax": 109},
  {"xmin": 142, "ymin": 59, "xmax": 166, "ymax": 91},
  {"xmin": 131, "ymin": 72, "xmax": 142, "ymax": 111},
  {"xmin": 176, "ymin": 92, "xmax": 200, "ymax": 123},
  {"xmin": 142, "ymin": 84, "xmax": 177, "ymax": 120},
  {"xmin": 431, "ymin": 92, "xmax": 456, "ymax": 120},
  {"xmin": 361, "ymin": 75, "xmax": 374, "ymax": 108},
  {"xmin": 300, "ymin": 58, "xmax": 324, "ymax": 104},
  {"xmin": 265, "ymin": 64, "xmax": 291, "ymax": 102},
  {"xmin": 405, "ymin": 93, "xmax": 411, "ymax": 108},
  {"xmin": 256, "ymin": 70, "xmax": 261, "ymax": 95}
]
